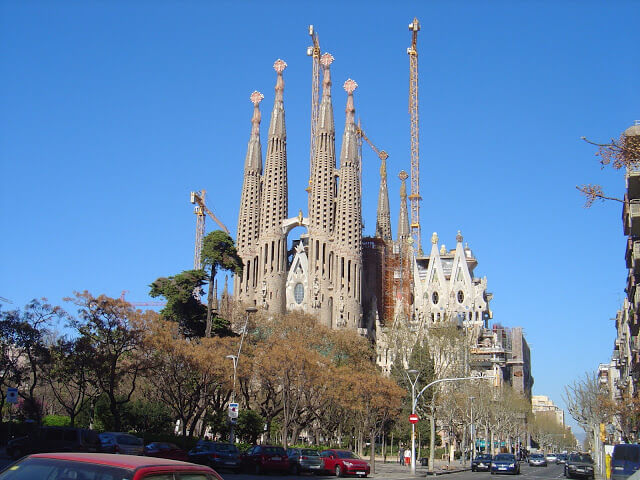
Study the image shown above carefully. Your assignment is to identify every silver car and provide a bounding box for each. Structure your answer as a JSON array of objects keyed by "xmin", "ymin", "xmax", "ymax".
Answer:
[
  {"xmin": 98, "ymin": 432, "xmax": 144, "ymax": 455},
  {"xmin": 286, "ymin": 447, "xmax": 324, "ymax": 475}
]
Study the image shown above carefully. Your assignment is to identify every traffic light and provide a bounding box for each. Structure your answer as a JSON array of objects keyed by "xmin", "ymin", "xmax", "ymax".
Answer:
[{"xmin": 600, "ymin": 423, "xmax": 606, "ymax": 443}]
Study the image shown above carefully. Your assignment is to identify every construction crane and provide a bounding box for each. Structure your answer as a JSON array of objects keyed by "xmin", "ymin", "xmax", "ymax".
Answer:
[
  {"xmin": 306, "ymin": 24, "xmax": 321, "ymax": 192},
  {"xmin": 355, "ymin": 125, "xmax": 389, "ymax": 163},
  {"xmin": 190, "ymin": 190, "xmax": 230, "ymax": 270},
  {"xmin": 407, "ymin": 17, "xmax": 422, "ymax": 255},
  {"xmin": 0, "ymin": 296, "xmax": 13, "ymax": 304},
  {"xmin": 119, "ymin": 290, "xmax": 165, "ymax": 307}
]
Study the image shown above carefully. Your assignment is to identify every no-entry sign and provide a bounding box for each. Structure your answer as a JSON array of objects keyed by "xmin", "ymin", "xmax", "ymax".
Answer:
[{"xmin": 409, "ymin": 413, "xmax": 419, "ymax": 424}]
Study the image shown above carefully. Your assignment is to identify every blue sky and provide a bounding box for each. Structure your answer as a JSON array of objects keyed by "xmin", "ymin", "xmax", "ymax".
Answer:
[{"xmin": 1, "ymin": 1, "xmax": 638, "ymax": 436}]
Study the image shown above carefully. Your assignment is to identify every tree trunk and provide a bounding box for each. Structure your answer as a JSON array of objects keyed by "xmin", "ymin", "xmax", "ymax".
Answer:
[
  {"xmin": 205, "ymin": 266, "xmax": 216, "ymax": 337},
  {"xmin": 370, "ymin": 428, "xmax": 376, "ymax": 474}
]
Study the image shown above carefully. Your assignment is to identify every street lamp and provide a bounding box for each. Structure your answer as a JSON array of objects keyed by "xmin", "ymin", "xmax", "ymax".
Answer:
[
  {"xmin": 469, "ymin": 396, "xmax": 475, "ymax": 464},
  {"xmin": 405, "ymin": 369, "xmax": 420, "ymax": 476},
  {"xmin": 226, "ymin": 306, "xmax": 258, "ymax": 443}
]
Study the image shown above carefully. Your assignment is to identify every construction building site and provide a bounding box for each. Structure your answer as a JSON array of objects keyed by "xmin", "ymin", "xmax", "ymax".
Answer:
[{"xmin": 193, "ymin": 20, "xmax": 533, "ymax": 398}]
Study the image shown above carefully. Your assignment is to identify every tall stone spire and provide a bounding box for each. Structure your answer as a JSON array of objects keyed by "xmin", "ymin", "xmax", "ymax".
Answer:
[
  {"xmin": 235, "ymin": 91, "xmax": 264, "ymax": 304},
  {"xmin": 375, "ymin": 152, "xmax": 392, "ymax": 242},
  {"xmin": 334, "ymin": 79, "xmax": 363, "ymax": 329},
  {"xmin": 258, "ymin": 59, "xmax": 289, "ymax": 315},
  {"xmin": 397, "ymin": 170, "xmax": 410, "ymax": 244},
  {"xmin": 308, "ymin": 53, "xmax": 337, "ymax": 235}
]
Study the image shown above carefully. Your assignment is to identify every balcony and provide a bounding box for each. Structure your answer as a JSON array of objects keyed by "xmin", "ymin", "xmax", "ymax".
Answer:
[
  {"xmin": 627, "ymin": 167, "xmax": 640, "ymax": 200},
  {"xmin": 624, "ymin": 201, "xmax": 640, "ymax": 237}
]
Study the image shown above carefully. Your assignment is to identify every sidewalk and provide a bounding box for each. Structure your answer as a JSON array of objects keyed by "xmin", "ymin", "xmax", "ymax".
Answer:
[{"xmin": 370, "ymin": 457, "xmax": 470, "ymax": 477}]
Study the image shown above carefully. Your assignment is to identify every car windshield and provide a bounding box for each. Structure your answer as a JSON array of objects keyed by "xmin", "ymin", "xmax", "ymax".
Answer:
[
  {"xmin": 337, "ymin": 451, "xmax": 359, "ymax": 459},
  {"xmin": 531, "ymin": 454, "xmax": 544, "ymax": 459},
  {"xmin": 301, "ymin": 449, "xmax": 319, "ymax": 456},
  {"xmin": 0, "ymin": 457, "xmax": 132, "ymax": 479},
  {"xmin": 613, "ymin": 445, "xmax": 640, "ymax": 462},
  {"xmin": 494, "ymin": 454, "xmax": 515, "ymax": 461},
  {"xmin": 569, "ymin": 454, "xmax": 593, "ymax": 463},
  {"xmin": 476, "ymin": 454, "xmax": 492, "ymax": 460}
]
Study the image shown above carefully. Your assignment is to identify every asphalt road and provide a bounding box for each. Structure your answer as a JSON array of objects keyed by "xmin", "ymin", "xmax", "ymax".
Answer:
[{"xmin": 0, "ymin": 454, "xmax": 598, "ymax": 480}]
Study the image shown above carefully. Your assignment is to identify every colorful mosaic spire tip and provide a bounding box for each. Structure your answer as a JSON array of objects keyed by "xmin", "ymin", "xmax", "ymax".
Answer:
[
  {"xmin": 320, "ymin": 53, "xmax": 334, "ymax": 67},
  {"xmin": 273, "ymin": 59, "xmax": 287, "ymax": 73},
  {"xmin": 250, "ymin": 91, "xmax": 264, "ymax": 105},
  {"xmin": 343, "ymin": 78, "xmax": 358, "ymax": 94}
]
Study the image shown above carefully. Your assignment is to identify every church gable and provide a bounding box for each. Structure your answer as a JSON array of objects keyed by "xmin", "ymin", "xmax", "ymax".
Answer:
[{"xmin": 285, "ymin": 242, "xmax": 310, "ymax": 311}]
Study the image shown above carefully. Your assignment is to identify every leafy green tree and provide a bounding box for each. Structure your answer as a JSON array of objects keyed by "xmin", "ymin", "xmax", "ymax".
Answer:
[
  {"xmin": 41, "ymin": 336, "xmax": 98, "ymax": 427},
  {"xmin": 66, "ymin": 292, "xmax": 152, "ymax": 431},
  {"xmin": 200, "ymin": 231, "xmax": 243, "ymax": 338},
  {"xmin": 0, "ymin": 299, "xmax": 66, "ymax": 424},
  {"xmin": 236, "ymin": 410, "xmax": 264, "ymax": 444},
  {"xmin": 150, "ymin": 270, "xmax": 208, "ymax": 337}
]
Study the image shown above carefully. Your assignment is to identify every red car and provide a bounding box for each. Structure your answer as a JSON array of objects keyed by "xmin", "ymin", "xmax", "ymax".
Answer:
[
  {"xmin": 0, "ymin": 452, "xmax": 222, "ymax": 480},
  {"xmin": 144, "ymin": 442, "xmax": 189, "ymax": 461},
  {"xmin": 320, "ymin": 449, "xmax": 370, "ymax": 477},
  {"xmin": 242, "ymin": 444, "xmax": 289, "ymax": 474}
]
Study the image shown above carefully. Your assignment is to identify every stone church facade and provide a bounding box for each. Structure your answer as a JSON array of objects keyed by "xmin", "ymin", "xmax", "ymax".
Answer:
[{"xmin": 232, "ymin": 55, "xmax": 501, "ymax": 377}]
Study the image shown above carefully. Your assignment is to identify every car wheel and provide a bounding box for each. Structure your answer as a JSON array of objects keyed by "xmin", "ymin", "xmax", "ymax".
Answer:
[
  {"xmin": 335, "ymin": 465, "xmax": 343, "ymax": 477},
  {"xmin": 472, "ymin": 467, "xmax": 476, "ymax": 472}
]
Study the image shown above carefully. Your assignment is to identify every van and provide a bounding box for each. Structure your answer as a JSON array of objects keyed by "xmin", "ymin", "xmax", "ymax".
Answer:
[
  {"xmin": 6, "ymin": 426, "xmax": 100, "ymax": 459},
  {"xmin": 611, "ymin": 444, "xmax": 640, "ymax": 480}
]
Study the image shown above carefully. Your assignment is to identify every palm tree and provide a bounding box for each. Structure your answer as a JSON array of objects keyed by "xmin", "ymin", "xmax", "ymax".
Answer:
[{"xmin": 200, "ymin": 230, "xmax": 243, "ymax": 337}]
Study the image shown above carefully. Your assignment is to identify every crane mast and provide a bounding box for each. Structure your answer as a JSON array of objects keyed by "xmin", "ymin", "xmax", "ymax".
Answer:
[
  {"xmin": 306, "ymin": 25, "xmax": 321, "ymax": 191},
  {"xmin": 190, "ymin": 190, "xmax": 229, "ymax": 270},
  {"xmin": 407, "ymin": 17, "xmax": 422, "ymax": 255}
]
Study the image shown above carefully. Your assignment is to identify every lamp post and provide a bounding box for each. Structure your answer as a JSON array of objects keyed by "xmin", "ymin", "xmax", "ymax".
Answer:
[
  {"xmin": 406, "ymin": 369, "xmax": 420, "ymax": 475},
  {"xmin": 226, "ymin": 306, "xmax": 258, "ymax": 443},
  {"xmin": 409, "ymin": 375, "xmax": 495, "ymax": 474}
]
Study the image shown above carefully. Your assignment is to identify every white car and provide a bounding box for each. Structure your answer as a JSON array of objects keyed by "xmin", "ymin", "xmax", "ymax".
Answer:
[{"xmin": 546, "ymin": 453, "xmax": 559, "ymax": 463}]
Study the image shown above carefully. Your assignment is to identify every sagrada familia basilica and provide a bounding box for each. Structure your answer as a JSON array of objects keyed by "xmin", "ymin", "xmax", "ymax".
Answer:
[{"xmin": 231, "ymin": 53, "xmax": 532, "ymax": 396}]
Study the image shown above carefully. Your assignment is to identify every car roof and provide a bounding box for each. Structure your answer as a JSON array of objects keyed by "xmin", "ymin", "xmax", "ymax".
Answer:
[{"xmin": 30, "ymin": 453, "xmax": 207, "ymax": 469}]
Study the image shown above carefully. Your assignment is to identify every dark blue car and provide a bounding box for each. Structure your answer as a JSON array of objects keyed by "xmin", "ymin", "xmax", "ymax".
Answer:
[
  {"xmin": 611, "ymin": 444, "xmax": 640, "ymax": 480},
  {"xmin": 188, "ymin": 441, "xmax": 242, "ymax": 472},
  {"xmin": 491, "ymin": 453, "xmax": 520, "ymax": 475}
]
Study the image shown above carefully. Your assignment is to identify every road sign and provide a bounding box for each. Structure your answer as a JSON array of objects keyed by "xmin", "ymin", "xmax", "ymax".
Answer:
[
  {"xmin": 6, "ymin": 387, "xmax": 18, "ymax": 404},
  {"xmin": 228, "ymin": 402, "xmax": 239, "ymax": 419},
  {"xmin": 409, "ymin": 413, "xmax": 419, "ymax": 424}
]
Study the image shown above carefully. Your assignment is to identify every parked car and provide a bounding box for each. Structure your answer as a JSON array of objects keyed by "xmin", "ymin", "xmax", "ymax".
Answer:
[
  {"xmin": 5, "ymin": 426, "xmax": 100, "ymax": 459},
  {"xmin": 189, "ymin": 441, "xmax": 242, "ymax": 472},
  {"xmin": 528, "ymin": 453, "xmax": 548, "ymax": 467},
  {"xmin": 564, "ymin": 453, "xmax": 594, "ymax": 479},
  {"xmin": 472, "ymin": 454, "xmax": 493, "ymax": 472},
  {"xmin": 99, "ymin": 432, "xmax": 144, "ymax": 455},
  {"xmin": 0, "ymin": 452, "xmax": 222, "ymax": 480},
  {"xmin": 144, "ymin": 442, "xmax": 189, "ymax": 461},
  {"xmin": 242, "ymin": 444, "xmax": 289, "ymax": 474},
  {"xmin": 557, "ymin": 453, "xmax": 568, "ymax": 464},
  {"xmin": 490, "ymin": 453, "xmax": 520, "ymax": 475},
  {"xmin": 287, "ymin": 447, "xmax": 324, "ymax": 474},
  {"xmin": 611, "ymin": 444, "xmax": 640, "ymax": 480},
  {"xmin": 320, "ymin": 449, "xmax": 370, "ymax": 477},
  {"xmin": 546, "ymin": 453, "xmax": 559, "ymax": 463}
]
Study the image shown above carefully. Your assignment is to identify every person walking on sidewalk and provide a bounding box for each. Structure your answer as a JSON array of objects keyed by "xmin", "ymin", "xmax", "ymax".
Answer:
[
  {"xmin": 404, "ymin": 448, "xmax": 412, "ymax": 467},
  {"xmin": 399, "ymin": 445, "xmax": 404, "ymax": 465}
]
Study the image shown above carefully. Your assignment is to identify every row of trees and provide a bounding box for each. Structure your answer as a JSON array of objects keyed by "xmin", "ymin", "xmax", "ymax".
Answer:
[{"xmin": 0, "ymin": 230, "xmax": 574, "ymax": 461}]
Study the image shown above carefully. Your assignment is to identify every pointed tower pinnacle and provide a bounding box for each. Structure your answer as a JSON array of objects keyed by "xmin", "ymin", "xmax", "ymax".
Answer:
[
  {"xmin": 375, "ymin": 152, "xmax": 392, "ymax": 242},
  {"xmin": 236, "ymin": 90, "xmax": 264, "ymax": 304},
  {"xmin": 397, "ymin": 170, "xmax": 410, "ymax": 244},
  {"xmin": 334, "ymin": 78, "xmax": 363, "ymax": 329},
  {"xmin": 308, "ymin": 53, "xmax": 337, "ymax": 237},
  {"xmin": 258, "ymin": 59, "xmax": 289, "ymax": 315}
]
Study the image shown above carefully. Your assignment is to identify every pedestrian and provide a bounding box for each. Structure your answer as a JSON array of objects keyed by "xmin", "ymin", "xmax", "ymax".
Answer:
[
  {"xmin": 404, "ymin": 447, "xmax": 412, "ymax": 467},
  {"xmin": 399, "ymin": 444, "xmax": 404, "ymax": 465}
]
